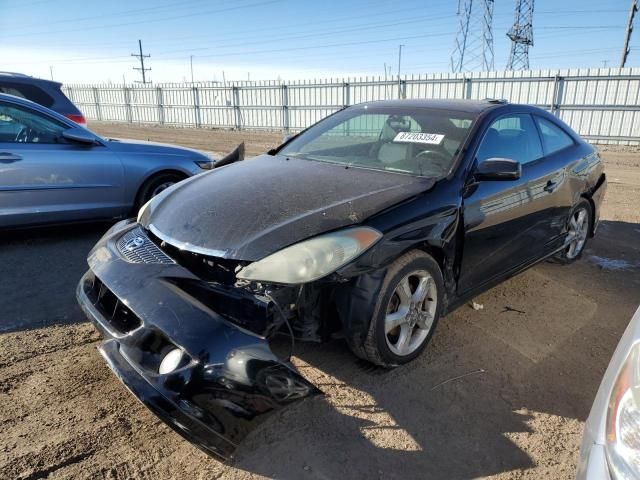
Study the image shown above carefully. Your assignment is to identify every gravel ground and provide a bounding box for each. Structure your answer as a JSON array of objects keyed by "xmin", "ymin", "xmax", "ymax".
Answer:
[{"xmin": 1, "ymin": 123, "xmax": 639, "ymax": 479}]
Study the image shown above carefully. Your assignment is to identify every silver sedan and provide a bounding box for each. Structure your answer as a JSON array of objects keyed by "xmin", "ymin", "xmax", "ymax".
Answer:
[
  {"xmin": 0, "ymin": 93, "xmax": 213, "ymax": 228},
  {"xmin": 577, "ymin": 305, "xmax": 640, "ymax": 479}
]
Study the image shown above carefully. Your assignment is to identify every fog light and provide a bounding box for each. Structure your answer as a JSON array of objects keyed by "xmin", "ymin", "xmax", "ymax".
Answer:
[{"xmin": 159, "ymin": 348, "xmax": 183, "ymax": 375}]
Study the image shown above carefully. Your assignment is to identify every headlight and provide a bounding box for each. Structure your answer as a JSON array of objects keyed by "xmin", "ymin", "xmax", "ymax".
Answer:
[
  {"xmin": 606, "ymin": 342, "xmax": 640, "ymax": 479},
  {"xmin": 195, "ymin": 153, "xmax": 217, "ymax": 170},
  {"xmin": 236, "ymin": 226, "xmax": 382, "ymax": 284},
  {"xmin": 195, "ymin": 159, "xmax": 216, "ymax": 170}
]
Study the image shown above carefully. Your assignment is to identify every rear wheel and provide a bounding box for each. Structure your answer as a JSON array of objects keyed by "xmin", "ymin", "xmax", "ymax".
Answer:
[
  {"xmin": 555, "ymin": 199, "xmax": 592, "ymax": 264},
  {"xmin": 349, "ymin": 250, "xmax": 444, "ymax": 367},
  {"xmin": 135, "ymin": 173, "xmax": 185, "ymax": 211}
]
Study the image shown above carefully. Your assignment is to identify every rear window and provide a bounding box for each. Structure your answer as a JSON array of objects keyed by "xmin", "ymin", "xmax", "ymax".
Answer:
[
  {"xmin": 0, "ymin": 82, "xmax": 55, "ymax": 108},
  {"xmin": 535, "ymin": 116, "xmax": 574, "ymax": 154}
]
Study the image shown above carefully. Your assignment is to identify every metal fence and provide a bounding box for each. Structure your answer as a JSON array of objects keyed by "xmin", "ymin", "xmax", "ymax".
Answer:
[{"xmin": 63, "ymin": 67, "xmax": 640, "ymax": 145}]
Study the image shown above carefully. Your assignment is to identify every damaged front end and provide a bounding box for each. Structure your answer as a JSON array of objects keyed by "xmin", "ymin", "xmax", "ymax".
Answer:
[{"xmin": 77, "ymin": 220, "xmax": 320, "ymax": 460}]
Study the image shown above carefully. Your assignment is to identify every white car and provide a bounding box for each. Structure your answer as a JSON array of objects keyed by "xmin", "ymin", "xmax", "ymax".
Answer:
[{"xmin": 577, "ymin": 305, "xmax": 640, "ymax": 479}]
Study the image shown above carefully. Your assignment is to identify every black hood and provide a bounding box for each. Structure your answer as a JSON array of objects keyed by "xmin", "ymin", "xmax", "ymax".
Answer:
[{"xmin": 139, "ymin": 154, "xmax": 435, "ymax": 260}]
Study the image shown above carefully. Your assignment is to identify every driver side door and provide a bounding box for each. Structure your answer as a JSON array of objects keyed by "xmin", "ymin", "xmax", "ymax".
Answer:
[{"xmin": 0, "ymin": 99, "xmax": 125, "ymax": 227}]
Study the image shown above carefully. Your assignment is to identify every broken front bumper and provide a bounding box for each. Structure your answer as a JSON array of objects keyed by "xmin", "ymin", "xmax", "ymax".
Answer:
[{"xmin": 76, "ymin": 220, "xmax": 320, "ymax": 460}]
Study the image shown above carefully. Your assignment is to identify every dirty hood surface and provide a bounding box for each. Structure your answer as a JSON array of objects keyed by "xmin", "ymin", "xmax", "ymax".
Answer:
[{"xmin": 140, "ymin": 154, "xmax": 435, "ymax": 260}]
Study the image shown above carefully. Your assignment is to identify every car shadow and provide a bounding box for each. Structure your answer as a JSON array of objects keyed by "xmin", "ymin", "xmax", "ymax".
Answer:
[
  {"xmin": 0, "ymin": 222, "xmax": 111, "ymax": 333},
  {"xmin": 233, "ymin": 220, "xmax": 640, "ymax": 479}
]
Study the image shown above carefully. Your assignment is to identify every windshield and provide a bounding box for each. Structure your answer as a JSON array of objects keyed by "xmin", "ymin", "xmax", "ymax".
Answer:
[{"xmin": 279, "ymin": 106, "xmax": 476, "ymax": 177}]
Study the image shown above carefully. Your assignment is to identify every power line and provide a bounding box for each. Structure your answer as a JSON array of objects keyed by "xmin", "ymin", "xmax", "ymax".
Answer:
[
  {"xmin": 132, "ymin": 40, "xmax": 151, "ymax": 84},
  {"xmin": 4, "ymin": 0, "xmax": 214, "ymax": 30},
  {"xmin": 0, "ymin": 0, "xmax": 284, "ymax": 39}
]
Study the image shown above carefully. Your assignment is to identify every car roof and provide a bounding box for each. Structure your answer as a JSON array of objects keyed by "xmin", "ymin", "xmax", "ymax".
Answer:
[
  {"xmin": 355, "ymin": 98, "xmax": 508, "ymax": 114},
  {"xmin": 0, "ymin": 72, "xmax": 62, "ymax": 88}
]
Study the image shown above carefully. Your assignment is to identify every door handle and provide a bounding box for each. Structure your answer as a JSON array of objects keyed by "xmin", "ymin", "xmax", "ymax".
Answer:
[
  {"xmin": 543, "ymin": 180, "xmax": 557, "ymax": 193},
  {"xmin": 0, "ymin": 152, "xmax": 22, "ymax": 163}
]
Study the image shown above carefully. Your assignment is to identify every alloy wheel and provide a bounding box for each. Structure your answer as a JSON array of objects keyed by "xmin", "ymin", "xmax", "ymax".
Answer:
[
  {"xmin": 150, "ymin": 181, "xmax": 175, "ymax": 198},
  {"xmin": 566, "ymin": 207, "xmax": 589, "ymax": 259},
  {"xmin": 384, "ymin": 270, "xmax": 438, "ymax": 357}
]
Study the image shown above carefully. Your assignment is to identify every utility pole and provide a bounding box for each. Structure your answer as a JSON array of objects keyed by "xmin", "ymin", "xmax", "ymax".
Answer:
[
  {"xmin": 621, "ymin": 0, "xmax": 638, "ymax": 67},
  {"xmin": 451, "ymin": 0, "xmax": 495, "ymax": 72},
  {"xmin": 384, "ymin": 62, "xmax": 389, "ymax": 99},
  {"xmin": 397, "ymin": 44, "xmax": 404, "ymax": 99},
  {"xmin": 506, "ymin": 0, "xmax": 535, "ymax": 70},
  {"xmin": 190, "ymin": 55, "xmax": 195, "ymax": 83},
  {"xmin": 49, "ymin": 66, "xmax": 54, "ymax": 80},
  {"xmin": 131, "ymin": 39, "xmax": 151, "ymax": 84}
]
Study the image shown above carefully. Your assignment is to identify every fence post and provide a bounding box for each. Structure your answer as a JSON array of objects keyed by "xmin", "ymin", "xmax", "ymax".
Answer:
[
  {"xmin": 464, "ymin": 76, "xmax": 472, "ymax": 99},
  {"xmin": 400, "ymin": 79, "xmax": 407, "ymax": 99},
  {"xmin": 92, "ymin": 87, "xmax": 102, "ymax": 121},
  {"xmin": 281, "ymin": 84, "xmax": 289, "ymax": 133},
  {"xmin": 193, "ymin": 86, "xmax": 201, "ymax": 128},
  {"xmin": 232, "ymin": 86, "xmax": 241, "ymax": 130},
  {"xmin": 156, "ymin": 87, "xmax": 165, "ymax": 124},
  {"xmin": 123, "ymin": 86, "xmax": 133, "ymax": 123},
  {"xmin": 550, "ymin": 75, "xmax": 564, "ymax": 117},
  {"xmin": 343, "ymin": 82, "xmax": 350, "ymax": 107}
]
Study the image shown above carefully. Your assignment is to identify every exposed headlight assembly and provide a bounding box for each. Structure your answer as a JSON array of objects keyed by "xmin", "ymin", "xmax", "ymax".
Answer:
[
  {"xmin": 236, "ymin": 226, "xmax": 382, "ymax": 285},
  {"xmin": 606, "ymin": 342, "xmax": 640, "ymax": 479}
]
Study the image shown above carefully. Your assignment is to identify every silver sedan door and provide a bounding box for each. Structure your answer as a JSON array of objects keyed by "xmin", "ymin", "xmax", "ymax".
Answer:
[{"xmin": 0, "ymin": 100, "xmax": 126, "ymax": 227}]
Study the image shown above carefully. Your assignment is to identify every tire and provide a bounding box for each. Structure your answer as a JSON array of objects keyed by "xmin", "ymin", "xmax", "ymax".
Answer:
[
  {"xmin": 135, "ymin": 173, "xmax": 184, "ymax": 212},
  {"xmin": 555, "ymin": 199, "xmax": 593, "ymax": 264},
  {"xmin": 349, "ymin": 250, "xmax": 444, "ymax": 367}
]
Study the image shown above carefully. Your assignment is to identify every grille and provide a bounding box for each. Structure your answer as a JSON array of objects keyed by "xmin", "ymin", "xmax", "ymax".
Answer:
[
  {"xmin": 85, "ymin": 276, "xmax": 142, "ymax": 334},
  {"xmin": 116, "ymin": 227, "xmax": 175, "ymax": 265}
]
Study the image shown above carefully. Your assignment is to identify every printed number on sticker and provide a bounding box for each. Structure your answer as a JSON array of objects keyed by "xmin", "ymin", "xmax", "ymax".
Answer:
[{"xmin": 393, "ymin": 132, "xmax": 445, "ymax": 145}]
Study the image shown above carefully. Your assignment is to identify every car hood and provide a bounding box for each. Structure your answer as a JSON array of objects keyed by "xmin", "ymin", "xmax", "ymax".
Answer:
[
  {"xmin": 105, "ymin": 137, "xmax": 208, "ymax": 158},
  {"xmin": 139, "ymin": 154, "xmax": 435, "ymax": 261}
]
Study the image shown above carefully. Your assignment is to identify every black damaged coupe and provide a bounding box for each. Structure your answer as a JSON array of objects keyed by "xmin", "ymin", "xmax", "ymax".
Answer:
[{"xmin": 78, "ymin": 99, "xmax": 606, "ymax": 459}]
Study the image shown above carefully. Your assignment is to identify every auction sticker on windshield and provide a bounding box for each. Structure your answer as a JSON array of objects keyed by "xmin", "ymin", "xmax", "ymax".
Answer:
[{"xmin": 393, "ymin": 132, "xmax": 445, "ymax": 144}]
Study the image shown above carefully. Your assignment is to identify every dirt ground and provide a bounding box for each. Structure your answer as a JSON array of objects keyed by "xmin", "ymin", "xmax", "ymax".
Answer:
[{"xmin": 1, "ymin": 123, "xmax": 639, "ymax": 480}]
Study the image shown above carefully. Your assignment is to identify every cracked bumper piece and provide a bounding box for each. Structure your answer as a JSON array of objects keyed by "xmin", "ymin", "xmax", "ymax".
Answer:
[{"xmin": 77, "ymin": 222, "xmax": 320, "ymax": 460}]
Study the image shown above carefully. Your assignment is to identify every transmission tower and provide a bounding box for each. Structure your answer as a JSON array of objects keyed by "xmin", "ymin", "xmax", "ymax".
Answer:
[
  {"xmin": 451, "ymin": 0, "xmax": 495, "ymax": 73},
  {"xmin": 131, "ymin": 39, "xmax": 151, "ymax": 84},
  {"xmin": 506, "ymin": 0, "xmax": 535, "ymax": 70}
]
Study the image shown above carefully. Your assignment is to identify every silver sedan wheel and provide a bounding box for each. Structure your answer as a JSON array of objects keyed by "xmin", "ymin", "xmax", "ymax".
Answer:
[
  {"xmin": 150, "ymin": 181, "xmax": 175, "ymax": 198},
  {"xmin": 566, "ymin": 207, "xmax": 589, "ymax": 259},
  {"xmin": 385, "ymin": 270, "xmax": 438, "ymax": 357}
]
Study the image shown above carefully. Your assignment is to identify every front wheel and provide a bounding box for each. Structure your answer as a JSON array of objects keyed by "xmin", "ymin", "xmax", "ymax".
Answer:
[
  {"xmin": 349, "ymin": 250, "xmax": 444, "ymax": 367},
  {"xmin": 135, "ymin": 173, "xmax": 184, "ymax": 212},
  {"xmin": 555, "ymin": 199, "xmax": 592, "ymax": 264}
]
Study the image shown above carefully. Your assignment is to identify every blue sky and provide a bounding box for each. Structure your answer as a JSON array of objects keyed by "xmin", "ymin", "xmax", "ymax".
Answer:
[{"xmin": 0, "ymin": 0, "xmax": 636, "ymax": 83}]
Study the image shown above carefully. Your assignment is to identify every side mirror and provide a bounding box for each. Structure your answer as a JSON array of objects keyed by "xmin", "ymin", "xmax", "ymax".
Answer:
[
  {"xmin": 474, "ymin": 158, "xmax": 521, "ymax": 181},
  {"xmin": 62, "ymin": 127, "xmax": 98, "ymax": 145}
]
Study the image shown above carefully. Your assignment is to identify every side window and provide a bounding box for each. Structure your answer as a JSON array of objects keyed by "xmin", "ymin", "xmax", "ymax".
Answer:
[
  {"xmin": 476, "ymin": 113, "xmax": 543, "ymax": 165},
  {"xmin": 0, "ymin": 102, "xmax": 67, "ymax": 144},
  {"xmin": 535, "ymin": 116, "xmax": 574, "ymax": 154}
]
